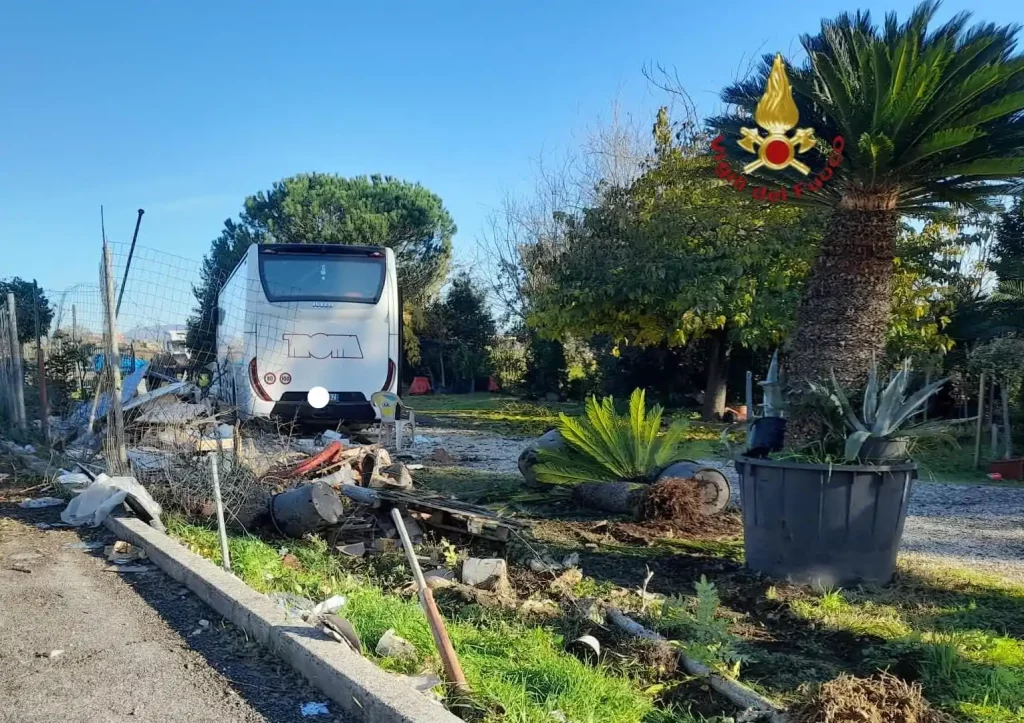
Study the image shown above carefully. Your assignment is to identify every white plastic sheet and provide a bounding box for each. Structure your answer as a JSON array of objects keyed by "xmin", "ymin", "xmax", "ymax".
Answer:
[{"xmin": 61, "ymin": 474, "xmax": 163, "ymax": 527}]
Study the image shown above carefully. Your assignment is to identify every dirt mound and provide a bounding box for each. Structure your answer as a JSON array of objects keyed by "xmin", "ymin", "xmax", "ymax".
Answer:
[
  {"xmin": 789, "ymin": 672, "xmax": 953, "ymax": 723},
  {"xmin": 641, "ymin": 478, "xmax": 702, "ymax": 528}
]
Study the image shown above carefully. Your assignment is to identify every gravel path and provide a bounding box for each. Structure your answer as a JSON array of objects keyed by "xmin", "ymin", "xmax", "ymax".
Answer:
[
  {"xmin": 409, "ymin": 427, "xmax": 1024, "ymax": 584},
  {"xmin": 0, "ymin": 488, "xmax": 351, "ymax": 723}
]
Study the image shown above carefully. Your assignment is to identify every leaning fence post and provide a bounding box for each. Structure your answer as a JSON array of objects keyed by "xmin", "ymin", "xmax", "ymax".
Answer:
[
  {"xmin": 33, "ymin": 281, "xmax": 49, "ymax": 441},
  {"xmin": 973, "ymin": 372, "xmax": 986, "ymax": 469},
  {"xmin": 6, "ymin": 292, "xmax": 27, "ymax": 432},
  {"xmin": 209, "ymin": 454, "xmax": 232, "ymax": 573},
  {"xmin": 101, "ymin": 242, "xmax": 129, "ymax": 474}
]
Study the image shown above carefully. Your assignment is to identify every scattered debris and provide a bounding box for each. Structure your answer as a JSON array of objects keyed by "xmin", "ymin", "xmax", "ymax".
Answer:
[
  {"xmin": 336, "ymin": 542, "xmax": 366, "ymax": 557},
  {"xmin": 19, "ymin": 497, "xmax": 65, "ymax": 509},
  {"xmin": 8, "ymin": 565, "xmax": 32, "ymax": 574},
  {"xmin": 61, "ymin": 473, "xmax": 163, "ymax": 529},
  {"xmin": 270, "ymin": 482, "xmax": 345, "ymax": 538},
  {"xmin": 198, "ymin": 619, "xmax": 210, "ymax": 628},
  {"xmin": 549, "ymin": 568, "xmax": 583, "ymax": 597},
  {"xmin": 562, "ymin": 552, "xmax": 580, "ymax": 568},
  {"xmin": 519, "ymin": 599, "xmax": 560, "ymax": 617},
  {"xmin": 269, "ymin": 592, "xmax": 315, "ymax": 621},
  {"xmin": 36, "ymin": 649, "xmax": 65, "ymax": 659},
  {"xmin": 56, "ymin": 472, "xmax": 91, "ymax": 492},
  {"xmin": 569, "ymin": 635, "xmax": 601, "ymax": 663},
  {"xmin": 426, "ymin": 447, "xmax": 456, "ymax": 465},
  {"xmin": 398, "ymin": 672, "xmax": 443, "ymax": 695},
  {"xmin": 34, "ymin": 522, "xmax": 71, "ymax": 530},
  {"xmin": 529, "ymin": 557, "xmax": 563, "ymax": 574},
  {"xmin": 321, "ymin": 614, "xmax": 362, "ymax": 653},
  {"xmin": 103, "ymin": 564, "xmax": 153, "ymax": 573},
  {"xmin": 424, "ymin": 568, "xmax": 456, "ymax": 587},
  {"xmin": 789, "ymin": 672, "xmax": 953, "ymax": 723},
  {"xmin": 462, "ymin": 558, "xmax": 511, "ymax": 596},
  {"xmin": 299, "ymin": 702, "xmax": 330, "ymax": 717},
  {"xmin": 375, "ymin": 629, "xmax": 417, "ymax": 660},
  {"xmin": 311, "ymin": 595, "xmax": 346, "ymax": 616},
  {"xmin": 105, "ymin": 541, "xmax": 147, "ymax": 564}
]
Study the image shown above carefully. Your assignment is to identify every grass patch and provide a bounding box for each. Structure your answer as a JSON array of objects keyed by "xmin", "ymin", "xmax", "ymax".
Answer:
[
  {"xmin": 783, "ymin": 559, "xmax": 1024, "ymax": 722},
  {"xmin": 168, "ymin": 517, "xmax": 656, "ymax": 723},
  {"xmin": 912, "ymin": 437, "xmax": 1016, "ymax": 486}
]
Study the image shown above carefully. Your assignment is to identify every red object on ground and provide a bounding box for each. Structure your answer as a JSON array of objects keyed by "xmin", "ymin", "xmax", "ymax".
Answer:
[
  {"xmin": 488, "ymin": 376, "xmax": 500, "ymax": 392},
  {"xmin": 286, "ymin": 441, "xmax": 344, "ymax": 478},
  {"xmin": 990, "ymin": 458, "xmax": 1024, "ymax": 481},
  {"xmin": 409, "ymin": 376, "xmax": 432, "ymax": 395}
]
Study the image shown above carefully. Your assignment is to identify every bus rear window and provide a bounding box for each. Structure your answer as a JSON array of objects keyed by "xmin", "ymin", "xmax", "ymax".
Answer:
[{"xmin": 259, "ymin": 255, "xmax": 385, "ymax": 303}]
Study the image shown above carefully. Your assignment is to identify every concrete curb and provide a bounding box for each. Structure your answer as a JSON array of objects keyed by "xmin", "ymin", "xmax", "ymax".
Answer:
[{"xmin": 105, "ymin": 514, "xmax": 462, "ymax": 723}]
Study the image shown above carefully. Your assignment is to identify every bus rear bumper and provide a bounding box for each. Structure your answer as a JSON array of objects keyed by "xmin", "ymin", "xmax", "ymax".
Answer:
[{"xmin": 268, "ymin": 398, "xmax": 378, "ymax": 424}]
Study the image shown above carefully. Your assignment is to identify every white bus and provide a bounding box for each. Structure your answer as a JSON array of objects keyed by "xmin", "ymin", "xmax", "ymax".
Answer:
[{"xmin": 214, "ymin": 243, "xmax": 400, "ymax": 423}]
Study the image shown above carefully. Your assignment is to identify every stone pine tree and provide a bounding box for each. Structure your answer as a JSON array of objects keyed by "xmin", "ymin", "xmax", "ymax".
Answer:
[{"xmin": 187, "ymin": 174, "xmax": 455, "ymax": 366}]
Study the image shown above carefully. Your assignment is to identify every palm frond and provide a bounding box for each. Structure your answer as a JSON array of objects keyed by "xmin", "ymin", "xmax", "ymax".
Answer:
[{"xmin": 545, "ymin": 390, "xmax": 692, "ymax": 484}]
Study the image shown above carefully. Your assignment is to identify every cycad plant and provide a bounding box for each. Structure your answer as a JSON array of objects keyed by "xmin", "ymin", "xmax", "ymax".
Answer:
[
  {"xmin": 812, "ymin": 359, "xmax": 947, "ymax": 461},
  {"xmin": 712, "ymin": 2, "xmax": 1024, "ymax": 445},
  {"xmin": 533, "ymin": 389, "xmax": 690, "ymax": 485}
]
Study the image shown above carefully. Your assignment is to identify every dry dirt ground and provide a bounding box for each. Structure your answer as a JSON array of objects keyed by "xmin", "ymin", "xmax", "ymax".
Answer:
[{"xmin": 0, "ymin": 471, "xmax": 351, "ymax": 723}]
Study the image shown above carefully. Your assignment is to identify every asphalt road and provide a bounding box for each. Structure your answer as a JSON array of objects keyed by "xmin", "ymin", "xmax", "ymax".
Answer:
[{"xmin": 0, "ymin": 478, "xmax": 351, "ymax": 723}]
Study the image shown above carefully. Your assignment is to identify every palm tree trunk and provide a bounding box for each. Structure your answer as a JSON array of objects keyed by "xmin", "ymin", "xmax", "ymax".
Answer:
[
  {"xmin": 701, "ymin": 328, "xmax": 731, "ymax": 422},
  {"xmin": 785, "ymin": 197, "xmax": 898, "ymax": 448}
]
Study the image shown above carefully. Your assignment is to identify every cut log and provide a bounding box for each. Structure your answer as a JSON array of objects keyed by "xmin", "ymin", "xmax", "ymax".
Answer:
[
  {"xmin": 606, "ymin": 607, "xmax": 786, "ymax": 721},
  {"xmin": 270, "ymin": 482, "xmax": 344, "ymax": 538},
  {"xmin": 571, "ymin": 482, "xmax": 642, "ymax": 515}
]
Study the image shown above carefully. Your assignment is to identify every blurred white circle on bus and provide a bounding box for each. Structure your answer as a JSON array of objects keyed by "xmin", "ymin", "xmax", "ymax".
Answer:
[{"xmin": 307, "ymin": 386, "xmax": 329, "ymax": 409}]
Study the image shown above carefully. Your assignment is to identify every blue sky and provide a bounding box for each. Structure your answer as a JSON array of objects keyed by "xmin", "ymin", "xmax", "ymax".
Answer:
[{"xmin": 2, "ymin": 0, "xmax": 1020, "ymax": 296}]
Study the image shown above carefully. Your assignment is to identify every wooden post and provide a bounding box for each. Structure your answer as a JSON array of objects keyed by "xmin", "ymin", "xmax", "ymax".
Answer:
[
  {"xmin": 101, "ymin": 242, "xmax": 129, "ymax": 474},
  {"xmin": 33, "ymin": 281, "xmax": 49, "ymax": 440},
  {"xmin": 745, "ymin": 370, "xmax": 754, "ymax": 446},
  {"xmin": 974, "ymin": 373, "xmax": 986, "ymax": 469},
  {"xmin": 1001, "ymin": 378, "xmax": 1013, "ymax": 460},
  {"xmin": 6, "ymin": 293, "xmax": 26, "ymax": 432}
]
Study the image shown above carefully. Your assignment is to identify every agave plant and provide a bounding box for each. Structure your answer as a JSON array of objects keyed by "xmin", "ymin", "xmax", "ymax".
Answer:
[
  {"xmin": 812, "ymin": 359, "xmax": 947, "ymax": 461},
  {"xmin": 533, "ymin": 389, "xmax": 690, "ymax": 485}
]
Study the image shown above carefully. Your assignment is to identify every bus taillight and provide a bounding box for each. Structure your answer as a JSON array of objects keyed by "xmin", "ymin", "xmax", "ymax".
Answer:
[
  {"xmin": 249, "ymin": 358, "xmax": 272, "ymax": 401},
  {"xmin": 383, "ymin": 359, "xmax": 396, "ymax": 391}
]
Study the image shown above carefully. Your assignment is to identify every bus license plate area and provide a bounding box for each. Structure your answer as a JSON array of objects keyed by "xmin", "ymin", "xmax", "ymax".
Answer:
[{"xmin": 329, "ymin": 393, "xmax": 341, "ymax": 403}]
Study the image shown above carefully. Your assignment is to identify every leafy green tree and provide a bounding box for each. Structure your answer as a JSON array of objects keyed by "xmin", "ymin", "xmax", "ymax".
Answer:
[
  {"xmin": 418, "ymin": 273, "xmax": 496, "ymax": 386},
  {"xmin": 993, "ymin": 197, "xmax": 1024, "ymax": 284},
  {"xmin": 711, "ymin": 2, "xmax": 1024, "ymax": 444},
  {"xmin": 0, "ymin": 277, "xmax": 53, "ymax": 345},
  {"xmin": 530, "ymin": 109, "xmax": 821, "ymax": 419},
  {"xmin": 187, "ymin": 174, "xmax": 455, "ymax": 364}
]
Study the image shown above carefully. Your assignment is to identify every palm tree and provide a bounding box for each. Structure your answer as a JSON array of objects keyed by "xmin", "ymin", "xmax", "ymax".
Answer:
[{"xmin": 711, "ymin": 2, "xmax": 1024, "ymax": 444}]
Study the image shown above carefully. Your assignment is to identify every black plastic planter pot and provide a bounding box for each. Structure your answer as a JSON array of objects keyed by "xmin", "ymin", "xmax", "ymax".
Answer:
[
  {"xmin": 747, "ymin": 417, "xmax": 786, "ymax": 457},
  {"xmin": 736, "ymin": 455, "xmax": 916, "ymax": 587}
]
